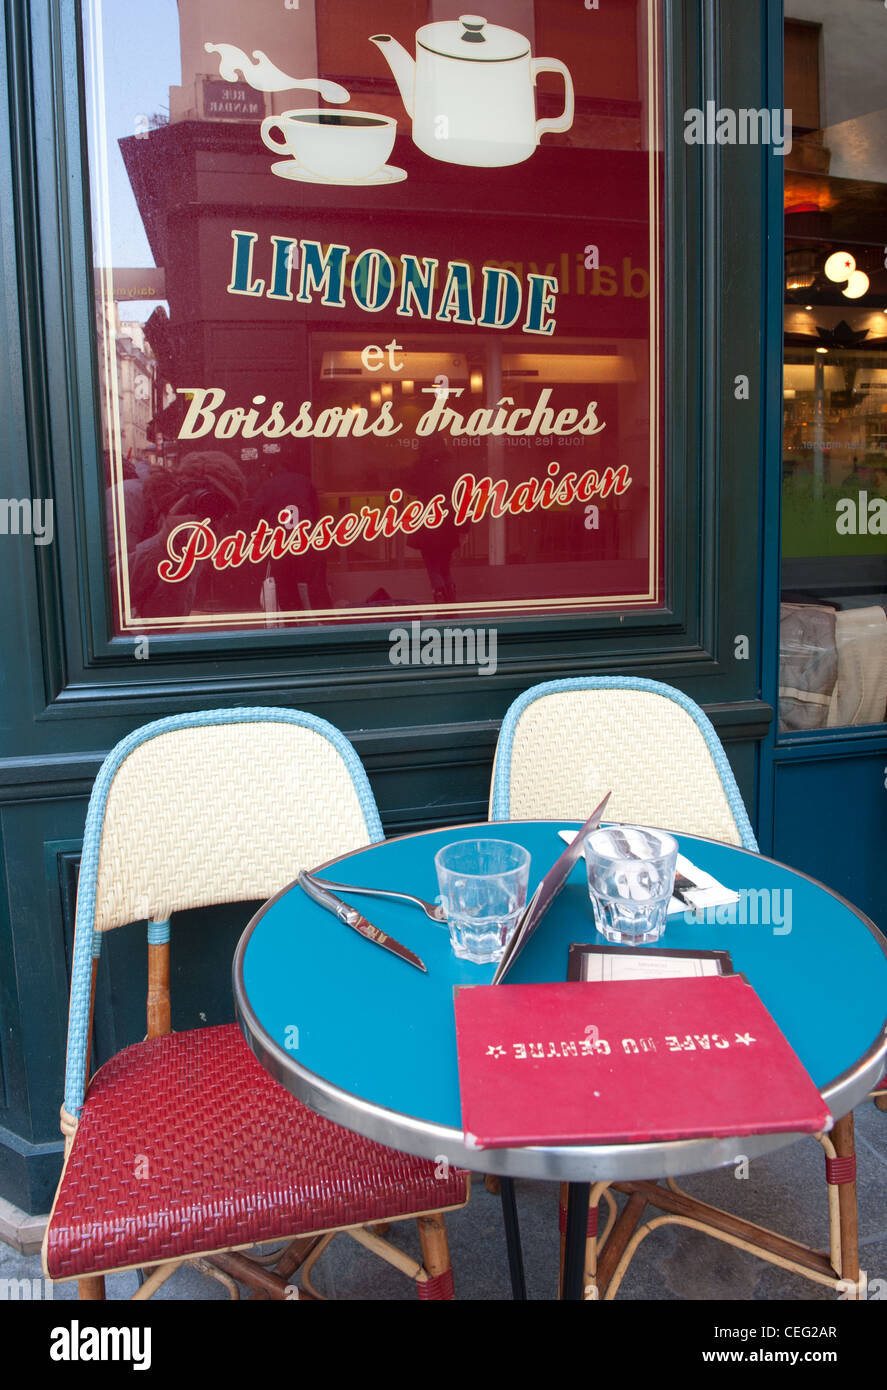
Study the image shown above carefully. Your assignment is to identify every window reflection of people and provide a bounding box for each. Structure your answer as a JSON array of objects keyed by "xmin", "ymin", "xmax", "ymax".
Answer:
[
  {"xmin": 408, "ymin": 445, "xmax": 464, "ymax": 605},
  {"xmin": 105, "ymin": 450, "xmax": 154, "ymax": 561},
  {"xmin": 248, "ymin": 443, "xmax": 332, "ymax": 613},
  {"xmin": 842, "ymin": 457, "xmax": 884, "ymax": 495},
  {"xmin": 128, "ymin": 450, "xmax": 246, "ymax": 618}
]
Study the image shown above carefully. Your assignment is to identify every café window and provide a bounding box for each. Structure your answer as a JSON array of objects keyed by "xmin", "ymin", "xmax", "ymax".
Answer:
[
  {"xmin": 83, "ymin": 0, "xmax": 663, "ymax": 635},
  {"xmin": 780, "ymin": 3, "xmax": 887, "ymax": 732}
]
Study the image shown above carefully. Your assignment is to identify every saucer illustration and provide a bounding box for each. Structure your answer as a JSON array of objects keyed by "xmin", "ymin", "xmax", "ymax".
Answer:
[{"xmin": 270, "ymin": 159, "xmax": 407, "ymax": 186}]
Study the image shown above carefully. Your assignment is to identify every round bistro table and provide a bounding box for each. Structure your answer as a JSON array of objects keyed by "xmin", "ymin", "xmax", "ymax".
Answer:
[{"xmin": 233, "ymin": 821, "xmax": 887, "ymax": 1301}]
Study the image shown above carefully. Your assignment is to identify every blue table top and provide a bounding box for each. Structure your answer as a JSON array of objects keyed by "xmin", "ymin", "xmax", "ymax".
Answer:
[{"xmin": 237, "ymin": 822, "xmax": 887, "ymax": 1153}]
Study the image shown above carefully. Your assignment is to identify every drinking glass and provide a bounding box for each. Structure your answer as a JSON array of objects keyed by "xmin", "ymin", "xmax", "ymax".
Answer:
[
  {"xmin": 434, "ymin": 839, "xmax": 531, "ymax": 964},
  {"xmin": 584, "ymin": 825, "xmax": 678, "ymax": 944}
]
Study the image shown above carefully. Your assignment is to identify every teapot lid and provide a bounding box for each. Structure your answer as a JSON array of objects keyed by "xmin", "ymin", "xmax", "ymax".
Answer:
[{"xmin": 417, "ymin": 15, "xmax": 530, "ymax": 62}]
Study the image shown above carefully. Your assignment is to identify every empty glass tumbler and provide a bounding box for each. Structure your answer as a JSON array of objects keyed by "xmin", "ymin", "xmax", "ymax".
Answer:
[
  {"xmin": 434, "ymin": 839, "xmax": 531, "ymax": 964},
  {"xmin": 584, "ymin": 825, "xmax": 678, "ymax": 945}
]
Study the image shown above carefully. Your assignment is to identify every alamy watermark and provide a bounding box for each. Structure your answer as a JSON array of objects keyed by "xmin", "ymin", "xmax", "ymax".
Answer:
[
  {"xmin": 835, "ymin": 491, "xmax": 887, "ymax": 536},
  {"xmin": 389, "ymin": 620, "xmax": 497, "ymax": 676},
  {"xmin": 681, "ymin": 888, "xmax": 792, "ymax": 936},
  {"xmin": 0, "ymin": 1276, "xmax": 53, "ymax": 1300},
  {"xmin": 50, "ymin": 1321, "xmax": 151, "ymax": 1369},
  {"xmin": 0, "ymin": 498, "xmax": 53, "ymax": 545},
  {"xmin": 684, "ymin": 102, "xmax": 792, "ymax": 155}
]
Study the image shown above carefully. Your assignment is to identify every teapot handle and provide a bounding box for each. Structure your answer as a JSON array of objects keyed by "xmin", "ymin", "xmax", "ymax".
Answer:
[{"xmin": 531, "ymin": 58, "xmax": 575, "ymax": 141}]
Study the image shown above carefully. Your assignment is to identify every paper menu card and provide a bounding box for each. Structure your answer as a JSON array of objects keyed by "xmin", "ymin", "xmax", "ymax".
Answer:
[{"xmin": 568, "ymin": 943, "xmax": 733, "ymax": 982}]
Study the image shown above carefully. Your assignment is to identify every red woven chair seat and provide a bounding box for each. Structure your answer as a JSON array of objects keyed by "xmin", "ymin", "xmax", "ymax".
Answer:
[{"xmin": 46, "ymin": 1024, "xmax": 467, "ymax": 1281}]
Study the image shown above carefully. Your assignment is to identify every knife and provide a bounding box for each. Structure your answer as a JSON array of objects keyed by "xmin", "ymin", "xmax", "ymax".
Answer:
[{"xmin": 298, "ymin": 870, "xmax": 427, "ymax": 973}]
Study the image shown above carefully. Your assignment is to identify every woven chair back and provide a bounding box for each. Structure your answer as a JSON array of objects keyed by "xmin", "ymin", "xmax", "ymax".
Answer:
[
  {"xmin": 90, "ymin": 712, "xmax": 383, "ymax": 932},
  {"xmin": 490, "ymin": 680, "xmax": 757, "ymax": 850}
]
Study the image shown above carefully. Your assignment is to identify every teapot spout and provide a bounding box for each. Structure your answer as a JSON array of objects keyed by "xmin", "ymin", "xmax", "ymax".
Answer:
[{"xmin": 369, "ymin": 34, "xmax": 415, "ymax": 119}]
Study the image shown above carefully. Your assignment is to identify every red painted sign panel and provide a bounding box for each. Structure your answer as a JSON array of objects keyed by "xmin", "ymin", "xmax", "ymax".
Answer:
[{"xmin": 85, "ymin": 0, "xmax": 664, "ymax": 633}]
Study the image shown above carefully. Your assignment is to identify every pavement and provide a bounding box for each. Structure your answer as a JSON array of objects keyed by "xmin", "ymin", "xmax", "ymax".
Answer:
[{"xmin": 2, "ymin": 1097, "xmax": 885, "ymax": 1300}]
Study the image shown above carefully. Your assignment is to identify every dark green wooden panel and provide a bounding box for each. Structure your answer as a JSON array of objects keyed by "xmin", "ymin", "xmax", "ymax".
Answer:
[{"xmin": 773, "ymin": 754, "xmax": 887, "ymax": 934}]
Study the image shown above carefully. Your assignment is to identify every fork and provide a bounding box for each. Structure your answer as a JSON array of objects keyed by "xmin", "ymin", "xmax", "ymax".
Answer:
[{"xmin": 309, "ymin": 877, "xmax": 447, "ymax": 923}]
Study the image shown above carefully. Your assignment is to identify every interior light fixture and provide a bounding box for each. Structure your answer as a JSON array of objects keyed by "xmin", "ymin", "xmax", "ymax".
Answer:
[
  {"xmin": 842, "ymin": 270, "xmax": 870, "ymax": 299},
  {"xmin": 824, "ymin": 251, "xmax": 856, "ymax": 283}
]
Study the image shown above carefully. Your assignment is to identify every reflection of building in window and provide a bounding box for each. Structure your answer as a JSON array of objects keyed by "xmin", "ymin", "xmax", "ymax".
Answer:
[{"xmin": 94, "ymin": 298, "xmax": 158, "ymax": 461}]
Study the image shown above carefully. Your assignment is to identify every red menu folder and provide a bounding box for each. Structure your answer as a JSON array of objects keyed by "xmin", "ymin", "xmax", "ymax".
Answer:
[{"xmin": 454, "ymin": 975, "xmax": 831, "ymax": 1149}]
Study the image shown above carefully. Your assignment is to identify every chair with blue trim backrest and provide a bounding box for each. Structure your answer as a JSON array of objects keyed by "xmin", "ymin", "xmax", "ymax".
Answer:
[
  {"xmin": 489, "ymin": 678, "xmax": 873, "ymax": 1300},
  {"xmin": 490, "ymin": 676, "xmax": 758, "ymax": 850},
  {"xmin": 43, "ymin": 708, "xmax": 467, "ymax": 1301}
]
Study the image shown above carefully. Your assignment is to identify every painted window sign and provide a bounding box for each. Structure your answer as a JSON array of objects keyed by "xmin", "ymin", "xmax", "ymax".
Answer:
[{"xmin": 84, "ymin": 0, "xmax": 663, "ymax": 633}]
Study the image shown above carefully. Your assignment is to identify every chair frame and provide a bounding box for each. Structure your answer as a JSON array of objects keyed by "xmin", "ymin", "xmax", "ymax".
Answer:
[{"xmin": 46, "ymin": 707, "xmax": 466, "ymax": 1301}]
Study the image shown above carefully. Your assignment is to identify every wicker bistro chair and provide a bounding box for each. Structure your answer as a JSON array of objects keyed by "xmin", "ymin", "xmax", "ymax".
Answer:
[
  {"xmin": 43, "ymin": 708, "xmax": 468, "ymax": 1301},
  {"xmin": 490, "ymin": 676, "xmax": 758, "ymax": 848},
  {"xmin": 488, "ymin": 676, "xmax": 866, "ymax": 1300}
]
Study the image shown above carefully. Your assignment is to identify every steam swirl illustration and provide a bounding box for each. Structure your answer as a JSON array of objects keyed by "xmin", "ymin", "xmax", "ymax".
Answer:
[{"xmin": 204, "ymin": 43, "xmax": 350, "ymax": 104}]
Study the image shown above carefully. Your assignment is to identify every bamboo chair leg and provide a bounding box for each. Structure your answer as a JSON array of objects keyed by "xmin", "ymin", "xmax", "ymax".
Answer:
[
  {"xmin": 349, "ymin": 1226, "xmax": 426, "ymax": 1280},
  {"xmin": 146, "ymin": 939, "xmax": 171, "ymax": 1038},
  {"xmin": 830, "ymin": 1113, "xmax": 860, "ymax": 1290},
  {"xmin": 595, "ymin": 1190, "xmax": 649, "ymax": 1296},
  {"xmin": 416, "ymin": 1214, "xmax": 455, "ymax": 1300},
  {"xmin": 557, "ymin": 1182, "xmax": 606, "ymax": 1298},
  {"xmin": 192, "ymin": 1258, "xmax": 240, "ymax": 1299},
  {"xmin": 485, "ymin": 1174, "xmax": 501, "ymax": 1195},
  {"xmin": 232, "ymin": 1235, "xmax": 325, "ymax": 1300},
  {"xmin": 814, "ymin": 1133, "xmax": 843, "ymax": 1274},
  {"xmin": 875, "ymin": 1094, "xmax": 887, "ymax": 1113},
  {"xmin": 131, "ymin": 1260, "xmax": 181, "ymax": 1300},
  {"xmin": 208, "ymin": 1250, "xmax": 313, "ymax": 1300},
  {"xmin": 78, "ymin": 1275, "xmax": 106, "ymax": 1300},
  {"xmin": 270, "ymin": 1234, "xmax": 325, "ymax": 1280},
  {"xmin": 299, "ymin": 1233, "xmax": 337, "ymax": 1300}
]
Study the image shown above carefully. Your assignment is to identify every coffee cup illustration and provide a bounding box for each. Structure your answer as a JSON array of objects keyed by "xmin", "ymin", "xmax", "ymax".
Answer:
[{"xmin": 260, "ymin": 109, "xmax": 402, "ymax": 184}]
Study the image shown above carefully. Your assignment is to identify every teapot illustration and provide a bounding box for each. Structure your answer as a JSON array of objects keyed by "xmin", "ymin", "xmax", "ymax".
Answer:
[{"xmin": 370, "ymin": 15, "xmax": 574, "ymax": 168}]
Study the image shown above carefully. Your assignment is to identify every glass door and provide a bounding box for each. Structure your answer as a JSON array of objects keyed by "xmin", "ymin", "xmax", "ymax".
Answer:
[{"xmin": 780, "ymin": 3, "xmax": 887, "ymax": 733}]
